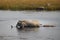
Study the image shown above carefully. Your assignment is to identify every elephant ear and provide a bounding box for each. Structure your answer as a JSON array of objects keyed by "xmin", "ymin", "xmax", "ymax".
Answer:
[{"xmin": 22, "ymin": 22, "xmax": 27, "ymax": 25}]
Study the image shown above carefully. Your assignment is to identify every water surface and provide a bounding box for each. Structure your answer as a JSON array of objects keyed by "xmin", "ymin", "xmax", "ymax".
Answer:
[{"xmin": 0, "ymin": 11, "xmax": 60, "ymax": 40}]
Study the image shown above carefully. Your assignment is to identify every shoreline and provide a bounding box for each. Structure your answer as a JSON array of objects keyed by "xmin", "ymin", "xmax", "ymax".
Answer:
[{"xmin": 0, "ymin": 9, "xmax": 60, "ymax": 11}]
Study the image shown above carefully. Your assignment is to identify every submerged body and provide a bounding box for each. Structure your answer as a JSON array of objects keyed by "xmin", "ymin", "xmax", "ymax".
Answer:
[{"xmin": 43, "ymin": 25, "xmax": 56, "ymax": 27}]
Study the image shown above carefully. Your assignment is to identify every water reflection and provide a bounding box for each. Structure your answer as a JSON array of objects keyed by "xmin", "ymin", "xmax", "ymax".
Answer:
[
  {"xmin": 16, "ymin": 28, "xmax": 39, "ymax": 33},
  {"xmin": 16, "ymin": 27, "xmax": 41, "ymax": 40}
]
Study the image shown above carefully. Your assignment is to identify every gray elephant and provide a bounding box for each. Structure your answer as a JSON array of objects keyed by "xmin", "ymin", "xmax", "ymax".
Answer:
[{"xmin": 16, "ymin": 20, "xmax": 40, "ymax": 29}]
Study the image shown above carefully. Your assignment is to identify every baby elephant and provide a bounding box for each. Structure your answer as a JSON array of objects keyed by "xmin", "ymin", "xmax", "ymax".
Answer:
[{"xmin": 16, "ymin": 20, "xmax": 40, "ymax": 29}]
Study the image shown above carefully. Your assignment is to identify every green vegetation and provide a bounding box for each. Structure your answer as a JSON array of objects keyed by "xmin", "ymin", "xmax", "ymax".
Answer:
[{"xmin": 0, "ymin": 0, "xmax": 60, "ymax": 10}]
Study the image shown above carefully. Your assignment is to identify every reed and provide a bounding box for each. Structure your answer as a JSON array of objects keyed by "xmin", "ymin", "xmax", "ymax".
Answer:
[{"xmin": 0, "ymin": 0, "xmax": 60, "ymax": 10}]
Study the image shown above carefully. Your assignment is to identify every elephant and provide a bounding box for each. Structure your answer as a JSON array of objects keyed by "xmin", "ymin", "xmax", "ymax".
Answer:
[{"xmin": 16, "ymin": 20, "xmax": 40, "ymax": 29}]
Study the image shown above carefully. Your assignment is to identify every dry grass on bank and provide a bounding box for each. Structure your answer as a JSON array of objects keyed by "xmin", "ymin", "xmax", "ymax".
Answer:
[{"xmin": 0, "ymin": 0, "xmax": 60, "ymax": 10}]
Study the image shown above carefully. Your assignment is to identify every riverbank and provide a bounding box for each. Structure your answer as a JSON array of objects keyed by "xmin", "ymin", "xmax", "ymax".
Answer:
[{"xmin": 0, "ymin": 0, "xmax": 60, "ymax": 11}]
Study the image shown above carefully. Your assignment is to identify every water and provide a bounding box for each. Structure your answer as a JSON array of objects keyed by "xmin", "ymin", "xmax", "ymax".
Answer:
[{"xmin": 0, "ymin": 10, "xmax": 60, "ymax": 40}]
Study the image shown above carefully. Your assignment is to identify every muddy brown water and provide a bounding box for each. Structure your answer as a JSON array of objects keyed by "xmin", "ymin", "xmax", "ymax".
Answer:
[{"xmin": 0, "ymin": 10, "xmax": 60, "ymax": 40}]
